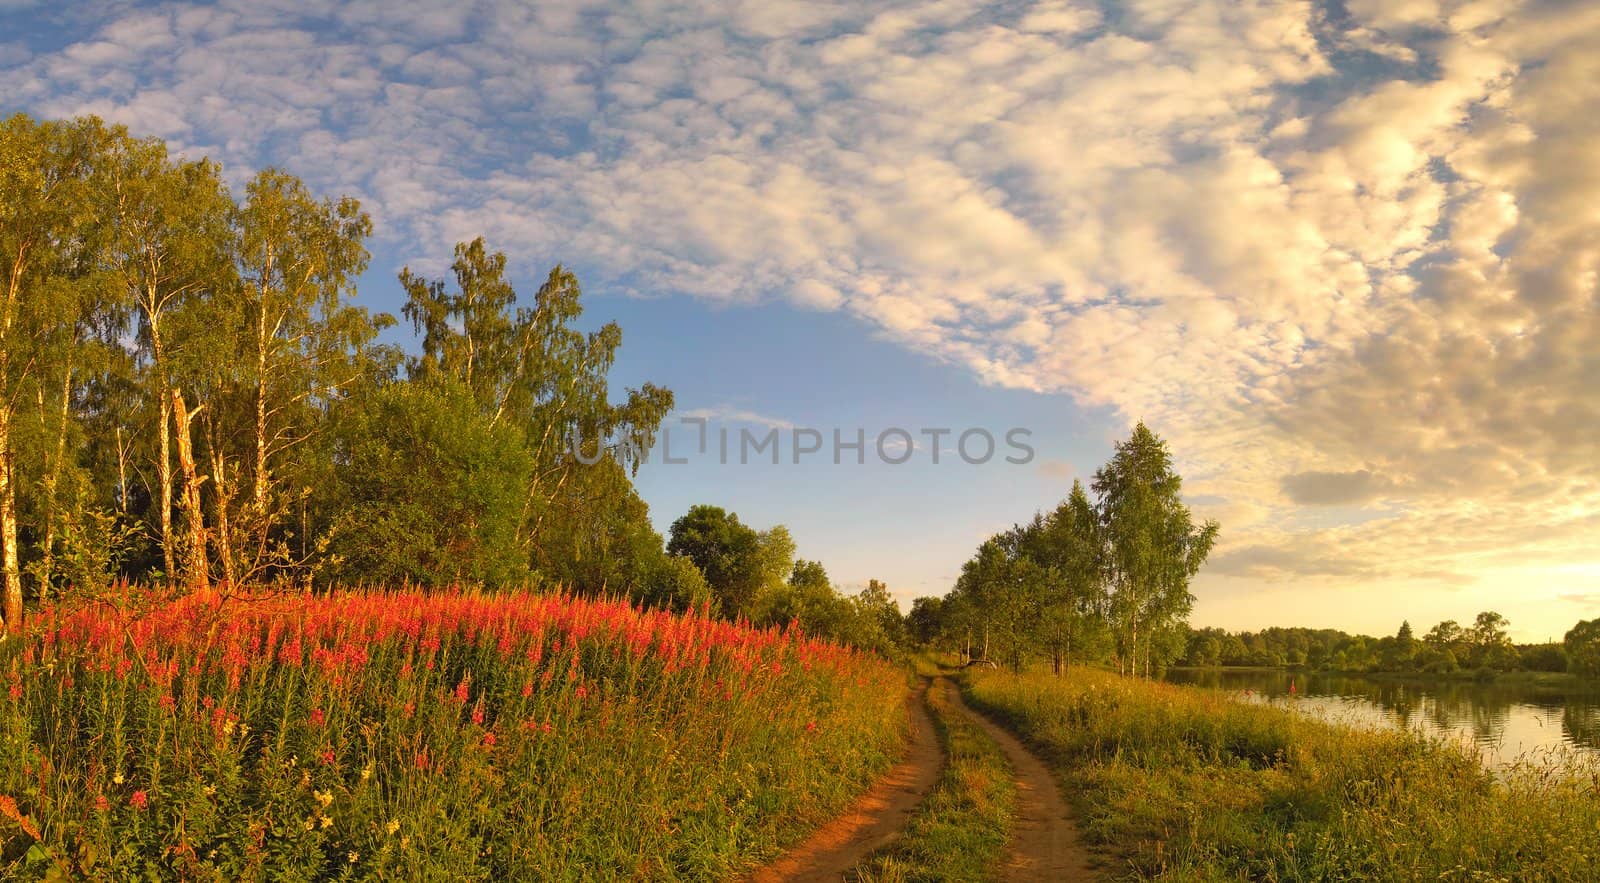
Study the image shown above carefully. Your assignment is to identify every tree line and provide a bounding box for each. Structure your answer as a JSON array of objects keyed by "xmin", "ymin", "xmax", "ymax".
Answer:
[
  {"xmin": 1183, "ymin": 614, "xmax": 1600, "ymax": 678},
  {"xmin": 907, "ymin": 422, "xmax": 1219, "ymax": 676},
  {"xmin": 0, "ymin": 113, "xmax": 901, "ymax": 650}
]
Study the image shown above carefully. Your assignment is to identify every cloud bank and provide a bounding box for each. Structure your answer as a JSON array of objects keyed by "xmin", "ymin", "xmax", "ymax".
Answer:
[{"xmin": 4, "ymin": 0, "xmax": 1596, "ymax": 593}]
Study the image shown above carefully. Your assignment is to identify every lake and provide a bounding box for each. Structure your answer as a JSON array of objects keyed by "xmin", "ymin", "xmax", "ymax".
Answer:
[{"xmin": 1164, "ymin": 667, "xmax": 1600, "ymax": 769}]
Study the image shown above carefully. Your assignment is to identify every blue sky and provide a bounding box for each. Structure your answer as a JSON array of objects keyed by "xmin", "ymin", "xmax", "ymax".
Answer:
[{"xmin": 4, "ymin": 0, "xmax": 1598, "ymax": 640}]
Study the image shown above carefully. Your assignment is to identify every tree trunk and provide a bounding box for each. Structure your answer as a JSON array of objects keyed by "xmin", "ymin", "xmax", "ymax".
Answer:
[
  {"xmin": 206, "ymin": 410, "xmax": 236, "ymax": 588},
  {"xmin": 38, "ymin": 349, "xmax": 74, "ymax": 600},
  {"xmin": 171, "ymin": 389, "xmax": 207, "ymax": 593},
  {"xmin": 0, "ymin": 403, "xmax": 21, "ymax": 635},
  {"xmin": 254, "ymin": 286, "xmax": 269, "ymax": 513},
  {"xmin": 158, "ymin": 376, "xmax": 176, "ymax": 583}
]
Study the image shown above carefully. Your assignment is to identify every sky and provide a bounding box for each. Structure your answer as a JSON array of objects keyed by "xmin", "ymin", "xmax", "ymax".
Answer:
[{"xmin": 2, "ymin": 0, "xmax": 1597, "ymax": 642}]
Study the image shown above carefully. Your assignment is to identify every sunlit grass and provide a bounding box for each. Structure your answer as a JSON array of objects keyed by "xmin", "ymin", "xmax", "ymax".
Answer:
[{"xmin": 964, "ymin": 666, "xmax": 1600, "ymax": 881}]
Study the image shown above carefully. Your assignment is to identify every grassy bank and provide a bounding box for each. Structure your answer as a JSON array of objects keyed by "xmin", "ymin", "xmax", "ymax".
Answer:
[
  {"xmin": 0, "ymin": 586, "xmax": 905, "ymax": 880},
  {"xmin": 850, "ymin": 676, "xmax": 1016, "ymax": 882},
  {"xmin": 964, "ymin": 666, "xmax": 1600, "ymax": 881}
]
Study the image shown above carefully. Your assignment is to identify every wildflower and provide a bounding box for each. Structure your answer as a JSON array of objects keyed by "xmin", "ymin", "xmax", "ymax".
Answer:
[
  {"xmin": 130, "ymin": 790, "xmax": 149, "ymax": 810},
  {"xmin": 203, "ymin": 784, "xmax": 216, "ymax": 797},
  {"xmin": 348, "ymin": 851, "xmax": 359, "ymax": 864},
  {"xmin": 320, "ymin": 815, "xmax": 333, "ymax": 829},
  {"xmin": 805, "ymin": 720, "xmax": 818, "ymax": 734},
  {"xmin": 386, "ymin": 819, "xmax": 401, "ymax": 836},
  {"xmin": 310, "ymin": 708, "xmax": 326, "ymax": 727},
  {"xmin": 360, "ymin": 765, "xmax": 372, "ymax": 782},
  {"xmin": 454, "ymin": 677, "xmax": 470, "ymax": 703},
  {"xmin": 320, "ymin": 749, "xmax": 336, "ymax": 766},
  {"xmin": 483, "ymin": 731, "xmax": 497, "ymax": 748},
  {"xmin": 314, "ymin": 790, "xmax": 333, "ymax": 808},
  {"xmin": 6, "ymin": 684, "xmax": 18, "ymax": 701},
  {"xmin": 95, "ymin": 795, "xmax": 110, "ymax": 812},
  {"xmin": 113, "ymin": 771, "xmax": 125, "ymax": 785},
  {"xmin": 304, "ymin": 817, "xmax": 316, "ymax": 831},
  {"xmin": 471, "ymin": 704, "xmax": 485, "ymax": 725},
  {"xmin": 400, "ymin": 836, "xmax": 412, "ymax": 849}
]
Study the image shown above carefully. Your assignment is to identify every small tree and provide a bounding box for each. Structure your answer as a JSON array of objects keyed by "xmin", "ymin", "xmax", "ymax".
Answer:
[{"xmin": 1565, "ymin": 619, "xmax": 1600, "ymax": 678}]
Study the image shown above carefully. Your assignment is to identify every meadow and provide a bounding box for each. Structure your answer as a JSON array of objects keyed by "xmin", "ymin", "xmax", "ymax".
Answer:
[
  {"xmin": 964, "ymin": 666, "xmax": 1600, "ymax": 882},
  {"xmin": 0, "ymin": 586, "xmax": 906, "ymax": 880}
]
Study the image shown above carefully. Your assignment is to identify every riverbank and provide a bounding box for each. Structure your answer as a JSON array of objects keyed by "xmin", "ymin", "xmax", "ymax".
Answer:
[
  {"xmin": 1171, "ymin": 664, "xmax": 1600, "ymax": 693},
  {"xmin": 963, "ymin": 666, "xmax": 1600, "ymax": 880}
]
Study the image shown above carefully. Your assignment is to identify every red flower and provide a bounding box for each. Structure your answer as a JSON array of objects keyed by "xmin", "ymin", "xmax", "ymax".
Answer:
[
  {"xmin": 471, "ymin": 704, "xmax": 485, "ymax": 726},
  {"xmin": 482, "ymin": 732, "xmax": 497, "ymax": 748},
  {"xmin": 95, "ymin": 795, "xmax": 110, "ymax": 812},
  {"xmin": 805, "ymin": 720, "xmax": 818, "ymax": 734},
  {"xmin": 310, "ymin": 708, "xmax": 326, "ymax": 727},
  {"xmin": 130, "ymin": 790, "xmax": 149, "ymax": 810},
  {"xmin": 320, "ymin": 749, "xmax": 336, "ymax": 766}
]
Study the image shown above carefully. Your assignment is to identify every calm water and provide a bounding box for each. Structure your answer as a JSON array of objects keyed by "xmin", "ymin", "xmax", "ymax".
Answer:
[{"xmin": 1164, "ymin": 668, "xmax": 1600, "ymax": 769}]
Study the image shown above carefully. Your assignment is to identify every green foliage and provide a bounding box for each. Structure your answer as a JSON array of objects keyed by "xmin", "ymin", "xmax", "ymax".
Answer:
[
  {"xmin": 1566, "ymin": 619, "xmax": 1600, "ymax": 678},
  {"xmin": 928, "ymin": 424, "xmax": 1210, "ymax": 677},
  {"xmin": 322, "ymin": 381, "xmax": 534, "ymax": 587},
  {"xmin": 666, "ymin": 506, "xmax": 793, "ymax": 618},
  {"xmin": 965, "ymin": 666, "xmax": 1600, "ymax": 881}
]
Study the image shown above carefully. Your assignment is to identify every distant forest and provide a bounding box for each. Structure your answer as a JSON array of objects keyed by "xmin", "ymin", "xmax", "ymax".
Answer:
[{"xmin": 1180, "ymin": 614, "xmax": 1600, "ymax": 678}]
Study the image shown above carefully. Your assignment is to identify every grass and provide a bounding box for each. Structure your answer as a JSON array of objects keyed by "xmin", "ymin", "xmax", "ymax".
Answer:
[
  {"xmin": 0, "ymin": 585, "xmax": 906, "ymax": 880},
  {"xmin": 850, "ymin": 671, "xmax": 1017, "ymax": 882},
  {"xmin": 963, "ymin": 666, "xmax": 1600, "ymax": 881}
]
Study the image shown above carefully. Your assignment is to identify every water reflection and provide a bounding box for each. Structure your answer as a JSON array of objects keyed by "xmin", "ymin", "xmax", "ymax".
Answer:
[{"xmin": 1164, "ymin": 668, "xmax": 1600, "ymax": 768}]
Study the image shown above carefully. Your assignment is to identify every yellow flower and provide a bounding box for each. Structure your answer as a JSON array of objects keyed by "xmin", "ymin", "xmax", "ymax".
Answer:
[
  {"xmin": 386, "ymin": 819, "xmax": 401, "ymax": 836},
  {"xmin": 303, "ymin": 817, "xmax": 316, "ymax": 832},
  {"xmin": 347, "ymin": 851, "xmax": 359, "ymax": 864},
  {"xmin": 360, "ymin": 765, "xmax": 373, "ymax": 782},
  {"xmin": 112, "ymin": 772, "xmax": 125, "ymax": 785},
  {"xmin": 320, "ymin": 815, "xmax": 333, "ymax": 829},
  {"xmin": 314, "ymin": 789, "xmax": 333, "ymax": 807}
]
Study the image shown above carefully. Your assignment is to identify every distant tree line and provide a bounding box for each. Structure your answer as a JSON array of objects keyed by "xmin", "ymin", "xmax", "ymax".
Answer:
[
  {"xmin": 1181, "ymin": 612, "xmax": 1600, "ymax": 679},
  {"xmin": 0, "ymin": 112, "xmax": 901, "ymax": 652},
  {"xmin": 908, "ymin": 422, "xmax": 1219, "ymax": 676}
]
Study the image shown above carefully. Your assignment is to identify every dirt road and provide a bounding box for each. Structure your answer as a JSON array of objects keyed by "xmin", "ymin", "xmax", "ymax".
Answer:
[
  {"xmin": 748, "ymin": 674, "xmax": 1096, "ymax": 881},
  {"xmin": 947, "ymin": 683, "xmax": 1097, "ymax": 881},
  {"xmin": 746, "ymin": 680, "xmax": 944, "ymax": 882}
]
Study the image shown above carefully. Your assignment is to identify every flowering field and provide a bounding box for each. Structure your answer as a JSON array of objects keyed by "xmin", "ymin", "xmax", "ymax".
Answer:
[{"xmin": 0, "ymin": 587, "xmax": 907, "ymax": 880}]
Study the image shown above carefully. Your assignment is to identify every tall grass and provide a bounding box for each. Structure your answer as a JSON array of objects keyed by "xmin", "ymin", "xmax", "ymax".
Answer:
[
  {"xmin": 0, "ymin": 585, "xmax": 906, "ymax": 880},
  {"xmin": 965, "ymin": 667, "xmax": 1600, "ymax": 881}
]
